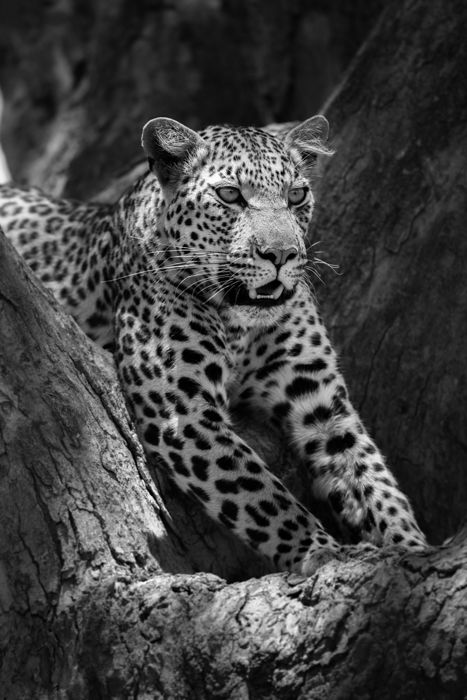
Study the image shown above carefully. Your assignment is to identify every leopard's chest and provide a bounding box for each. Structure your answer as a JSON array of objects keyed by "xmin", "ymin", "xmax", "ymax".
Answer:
[{"xmin": 224, "ymin": 326, "xmax": 253, "ymax": 404}]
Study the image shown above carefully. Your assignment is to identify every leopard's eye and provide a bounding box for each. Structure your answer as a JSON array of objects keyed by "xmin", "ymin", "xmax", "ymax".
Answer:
[
  {"xmin": 216, "ymin": 186, "xmax": 243, "ymax": 204},
  {"xmin": 288, "ymin": 187, "xmax": 308, "ymax": 206}
]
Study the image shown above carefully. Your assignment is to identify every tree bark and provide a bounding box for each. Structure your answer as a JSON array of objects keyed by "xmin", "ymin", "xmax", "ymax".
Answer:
[
  {"xmin": 1, "ymin": 0, "xmax": 467, "ymax": 697},
  {"xmin": 314, "ymin": 0, "xmax": 467, "ymax": 544}
]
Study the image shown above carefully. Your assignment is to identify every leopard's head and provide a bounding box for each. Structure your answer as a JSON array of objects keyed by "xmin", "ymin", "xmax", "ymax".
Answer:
[{"xmin": 141, "ymin": 116, "xmax": 332, "ymax": 326}]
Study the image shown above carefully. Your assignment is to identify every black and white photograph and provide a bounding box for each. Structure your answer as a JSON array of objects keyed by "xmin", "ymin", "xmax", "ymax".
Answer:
[{"xmin": 0, "ymin": 1, "xmax": 465, "ymax": 697}]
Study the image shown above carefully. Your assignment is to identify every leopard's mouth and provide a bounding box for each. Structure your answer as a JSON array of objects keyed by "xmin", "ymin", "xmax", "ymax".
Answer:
[{"xmin": 224, "ymin": 281, "xmax": 295, "ymax": 307}]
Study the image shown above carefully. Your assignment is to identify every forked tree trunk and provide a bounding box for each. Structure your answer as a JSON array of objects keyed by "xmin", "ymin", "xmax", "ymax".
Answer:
[{"xmin": 1, "ymin": 0, "xmax": 467, "ymax": 697}]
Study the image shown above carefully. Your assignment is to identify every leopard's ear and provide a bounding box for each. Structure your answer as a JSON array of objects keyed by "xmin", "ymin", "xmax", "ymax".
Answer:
[
  {"xmin": 284, "ymin": 115, "xmax": 333, "ymax": 176},
  {"xmin": 141, "ymin": 118, "xmax": 208, "ymax": 193}
]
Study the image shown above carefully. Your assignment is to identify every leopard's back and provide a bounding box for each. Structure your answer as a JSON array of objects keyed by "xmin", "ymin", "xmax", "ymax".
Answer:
[{"xmin": 0, "ymin": 183, "xmax": 116, "ymax": 348}]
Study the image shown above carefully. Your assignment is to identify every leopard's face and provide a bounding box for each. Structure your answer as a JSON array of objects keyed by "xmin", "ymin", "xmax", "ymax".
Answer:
[{"xmin": 141, "ymin": 118, "xmax": 330, "ymax": 327}]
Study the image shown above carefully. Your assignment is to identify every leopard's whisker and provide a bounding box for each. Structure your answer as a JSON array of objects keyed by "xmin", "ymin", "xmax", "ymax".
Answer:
[
  {"xmin": 313, "ymin": 256, "xmax": 341, "ymax": 275},
  {"xmin": 181, "ymin": 272, "xmax": 235, "ymax": 301},
  {"xmin": 154, "ymin": 261, "xmax": 229, "ymax": 273},
  {"xmin": 105, "ymin": 259, "xmax": 226, "ymax": 282},
  {"xmin": 165, "ymin": 262, "xmax": 226, "ymax": 269},
  {"xmin": 105, "ymin": 268, "xmax": 158, "ymax": 282},
  {"xmin": 300, "ymin": 275, "xmax": 317, "ymax": 298},
  {"xmin": 170, "ymin": 271, "xmax": 223, "ymax": 303},
  {"xmin": 204, "ymin": 279, "xmax": 238, "ymax": 304},
  {"xmin": 306, "ymin": 239, "xmax": 322, "ymax": 250},
  {"xmin": 305, "ymin": 265, "xmax": 324, "ymax": 285}
]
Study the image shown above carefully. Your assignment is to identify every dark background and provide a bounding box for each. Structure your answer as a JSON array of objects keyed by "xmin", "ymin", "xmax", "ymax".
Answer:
[{"xmin": 0, "ymin": 0, "xmax": 383, "ymax": 195}]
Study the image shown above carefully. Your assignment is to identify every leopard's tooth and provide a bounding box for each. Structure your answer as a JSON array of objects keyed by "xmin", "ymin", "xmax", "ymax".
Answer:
[
  {"xmin": 249, "ymin": 288, "xmax": 258, "ymax": 300},
  {"xmin": 271, "ymin": 283, "xmax": 284, "ymax": 300}
]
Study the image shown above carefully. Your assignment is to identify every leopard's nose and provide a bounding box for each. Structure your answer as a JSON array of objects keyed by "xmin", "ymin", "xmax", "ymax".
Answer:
[{"xmin": 255, "ymin": 246, "xmax": 298, "ymax": 267}]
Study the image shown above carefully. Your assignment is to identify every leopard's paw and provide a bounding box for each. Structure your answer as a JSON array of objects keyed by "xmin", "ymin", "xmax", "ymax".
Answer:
[
  {"xmin": 300, "ymin": 541, "xmax": 379, "ymax": 576},
  {"xmin": 300, "ymin": 545, "xmax": 344, "ymax": 576}
]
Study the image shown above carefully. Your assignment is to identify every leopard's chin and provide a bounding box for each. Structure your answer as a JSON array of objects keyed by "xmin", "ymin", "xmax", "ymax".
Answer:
[{"xmin": 224, "ymin": 281, "xmax": 295, "ymax": 308}]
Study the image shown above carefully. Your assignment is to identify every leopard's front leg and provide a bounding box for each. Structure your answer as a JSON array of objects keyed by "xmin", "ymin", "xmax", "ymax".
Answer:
[
  {"xmin": 113, "ymin": 286, "xmax": 344, "ymax": 573},
  {"xmin": 236, "ymin": 285, "xmax": 427, "ymax": 551}
]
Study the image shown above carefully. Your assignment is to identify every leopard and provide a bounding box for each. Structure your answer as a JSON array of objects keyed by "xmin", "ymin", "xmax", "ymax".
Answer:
[{"xmin": 0, "ymin": 115, "xmax": 427, "ymax": 575}]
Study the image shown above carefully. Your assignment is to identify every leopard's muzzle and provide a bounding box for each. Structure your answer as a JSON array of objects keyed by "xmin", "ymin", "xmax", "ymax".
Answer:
[{"xmin": 224, "ymin": 280, "xmax": 295, "ymax": 307}]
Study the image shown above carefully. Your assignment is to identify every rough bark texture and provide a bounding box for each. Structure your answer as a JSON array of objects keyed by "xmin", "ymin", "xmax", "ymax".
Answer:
[
  {"xmin": 314, "ymin": 0, "xmax": 467, "ymax": 544},
  {"xmin": 1, "ymin": 0, "xmax": 467, "ymax": 697}
]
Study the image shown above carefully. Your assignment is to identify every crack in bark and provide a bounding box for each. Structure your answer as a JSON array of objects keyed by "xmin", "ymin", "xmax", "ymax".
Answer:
[{"xmin": 358, "ymin": 318, "xmax": 396, "ymax": 415}]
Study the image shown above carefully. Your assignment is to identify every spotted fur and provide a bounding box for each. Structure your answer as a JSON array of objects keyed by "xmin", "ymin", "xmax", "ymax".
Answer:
[{"xmin": 0, "ymin": 116, "xmax": 427, "ymax": 574}]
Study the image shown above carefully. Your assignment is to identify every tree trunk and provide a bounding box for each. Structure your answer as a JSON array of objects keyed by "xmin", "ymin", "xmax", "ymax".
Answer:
[
  {"xmin": 1, "ymin": 0, "xmax": 467, "ymax": 697},
  {"xmin": 314, "ymin": 0, "xmax": 467, "ymax": 544}
]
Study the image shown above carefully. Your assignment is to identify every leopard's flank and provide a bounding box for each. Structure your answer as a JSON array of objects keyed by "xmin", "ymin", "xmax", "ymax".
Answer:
[{"xmin": 0, "ymin": 116, "xmax": 427, "ymax": 574}]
